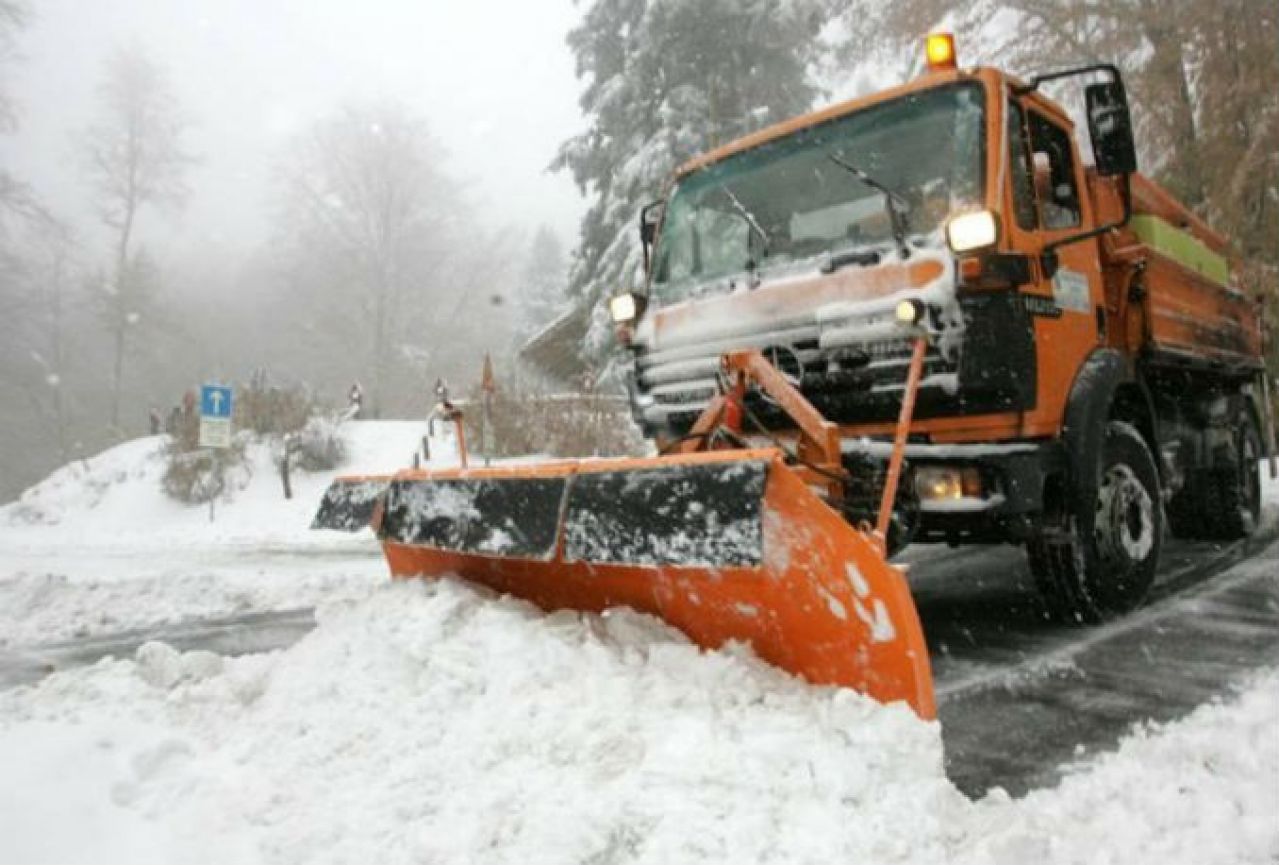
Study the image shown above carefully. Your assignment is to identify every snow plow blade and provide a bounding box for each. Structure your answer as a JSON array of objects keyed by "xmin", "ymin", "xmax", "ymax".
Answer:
[
  {"xmin": 311, "ymin": 476, "xmax": 392, "ymax": 532},
  {"xmin": 374, "ymin": 448, "xmax": 935, "ymax": 719}
]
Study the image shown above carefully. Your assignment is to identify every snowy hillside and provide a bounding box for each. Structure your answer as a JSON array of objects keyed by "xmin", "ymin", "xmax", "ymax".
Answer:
[
  {"xmin": 1, "ymin": 421, "xmax": 434, "ymax": 546},
  {"xmin": 0, "ymin": 421, "xmax": 440, "ymax": 645}
]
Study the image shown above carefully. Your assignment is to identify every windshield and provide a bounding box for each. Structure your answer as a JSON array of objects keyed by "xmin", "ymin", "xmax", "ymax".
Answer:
[{"xmin": 651, "ymin": 83, "xmax": 986, "ymax": 301}]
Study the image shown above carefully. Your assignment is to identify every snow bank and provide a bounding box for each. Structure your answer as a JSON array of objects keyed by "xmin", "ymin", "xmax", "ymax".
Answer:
[
  {"xmin": 953, "ymin": 670, "xmax": 1279, "ymax": 865},
  {"xmin": 0, "ymin": 421, "xmax": 432, "ymax": 547},
  {"xmin": 0, "ymin": 580, "xmax": 959, "ymax": 865},
  {"xmin": 0, "ymin": 421, "xmax": 439, "ymax": 644},
  {"xmin": 1, "ymin": 579, "xmax": 1275, "ymax": 865}
]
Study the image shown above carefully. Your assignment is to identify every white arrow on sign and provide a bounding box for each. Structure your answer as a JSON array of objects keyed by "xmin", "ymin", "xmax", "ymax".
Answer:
[{"xmin": 210, "ymin": 391, "xmax": 224, "ymax": 414}]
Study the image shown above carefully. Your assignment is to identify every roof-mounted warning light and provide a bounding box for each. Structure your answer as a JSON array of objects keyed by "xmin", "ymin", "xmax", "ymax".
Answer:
[{"xmin": 925, "ymin": 33, "xmax": 958, "ymax": 71}]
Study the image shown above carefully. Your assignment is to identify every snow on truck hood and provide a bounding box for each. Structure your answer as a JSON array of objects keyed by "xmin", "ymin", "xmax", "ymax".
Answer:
[{"xmin": 633, "ymin": 246, "xmax": 960, "ymax": 355}]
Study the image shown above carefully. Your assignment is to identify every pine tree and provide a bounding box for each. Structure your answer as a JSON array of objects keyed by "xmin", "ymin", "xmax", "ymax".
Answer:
[{"xmin": 554, "ymin": 0, "xmax": 827, "ymax": 364}]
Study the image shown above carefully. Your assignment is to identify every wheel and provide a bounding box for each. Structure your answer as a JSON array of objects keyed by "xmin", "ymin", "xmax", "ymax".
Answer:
[
  {"xmin": 1164, "ymin": 407, "xmax": 1262, "ymax": 541},
  {"xmin": 1205, "ymin": 410, "xmax": 1262, "ymax": 540},
  {"xmin": 1027, "ymin": 420, "xmax": 1163, "ymax": 623}
]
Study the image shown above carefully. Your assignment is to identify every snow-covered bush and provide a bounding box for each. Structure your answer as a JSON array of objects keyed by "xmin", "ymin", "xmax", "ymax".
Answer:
[
  {"xmin": 290, "ymin": 414, "xmax": 347, "ymax": 472},
  {"xmin": 160, "ymin": 436, "xmax": 249, "ymax": 505}
]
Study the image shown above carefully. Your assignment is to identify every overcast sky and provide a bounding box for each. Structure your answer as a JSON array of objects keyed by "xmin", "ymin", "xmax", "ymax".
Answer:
[{"xmin": 1, "ymin": 0, "xmax": 588, "ymax": 260}]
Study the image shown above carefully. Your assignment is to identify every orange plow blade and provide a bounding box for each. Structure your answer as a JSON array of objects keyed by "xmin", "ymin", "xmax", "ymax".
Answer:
[{"xmin": 366, "ymin": 447, "xmax": 934, "ymax": 719}]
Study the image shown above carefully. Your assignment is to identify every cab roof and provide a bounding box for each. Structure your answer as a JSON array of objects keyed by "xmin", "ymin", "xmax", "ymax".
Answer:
[{"xmin": 673, "ymin": 65, "xmax": 1073, "ymax": 180}]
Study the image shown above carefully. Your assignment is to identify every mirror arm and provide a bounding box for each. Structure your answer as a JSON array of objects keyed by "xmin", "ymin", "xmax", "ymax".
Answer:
[{"xmin": 1013, "ymin": 62, "xmax": 1121, "ymax": 95}]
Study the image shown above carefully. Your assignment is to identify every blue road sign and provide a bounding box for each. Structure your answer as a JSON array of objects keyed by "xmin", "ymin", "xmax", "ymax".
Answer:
[{"xmin": 200, "ymin": 384, "xmax": 234, "ymax": 419}]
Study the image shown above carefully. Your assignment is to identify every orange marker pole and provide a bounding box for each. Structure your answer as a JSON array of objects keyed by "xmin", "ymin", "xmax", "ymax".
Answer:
[{"xmin": 876, "ymin": 336, "xmax": 928, "ymax": 540}]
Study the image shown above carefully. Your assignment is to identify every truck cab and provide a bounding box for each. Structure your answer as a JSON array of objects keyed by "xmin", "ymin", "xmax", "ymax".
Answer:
[{"xmin": 612, "ymin": 37, "xmax": 1267, "ymax": 621}]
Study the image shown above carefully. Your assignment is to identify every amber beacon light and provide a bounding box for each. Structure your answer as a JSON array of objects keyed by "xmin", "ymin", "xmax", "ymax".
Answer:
[{"xmin": 925, "ymin": 33, "xmax": 957, "ymax": 71}]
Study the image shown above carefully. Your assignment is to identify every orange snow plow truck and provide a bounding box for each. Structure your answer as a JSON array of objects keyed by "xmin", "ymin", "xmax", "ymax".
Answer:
[{"xmin": 314, "ymin": 37, "xmax": 1269, "ymax": 721}]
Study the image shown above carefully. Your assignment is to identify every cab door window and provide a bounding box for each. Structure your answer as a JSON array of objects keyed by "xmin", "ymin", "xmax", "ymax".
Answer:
[
  {"xmin": 1026, "ymin": 111, "xmax": 1081, "ymax": 230},
  {"xmin": 1007, "ymin": 101, "xmax": 1038, "ymax": 231}
]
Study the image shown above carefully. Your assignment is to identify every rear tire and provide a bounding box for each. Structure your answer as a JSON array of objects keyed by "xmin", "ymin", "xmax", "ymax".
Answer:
[
  {"xmin": 1027, "ymin": 421, "xmax": 1163, "ymax": 623},
  {"xmin": 1205, "ymin": 411, "xmax": 1262, "ymax": 540},
  {"xmin": 1163, "ymin": 408, "xmax": 1261, "ymax": 541}
]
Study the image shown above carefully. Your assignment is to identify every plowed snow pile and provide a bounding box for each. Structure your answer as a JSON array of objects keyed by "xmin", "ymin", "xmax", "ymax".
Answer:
[
  {"xmin": 1, "ymin": 579, "xmax": 1276, "ymax": 865},
  {"xmin": 0, "ymin": 580, "xmax": 957, "ymax": 864}
]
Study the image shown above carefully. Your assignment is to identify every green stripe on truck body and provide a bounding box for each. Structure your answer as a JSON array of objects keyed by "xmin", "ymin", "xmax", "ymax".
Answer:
[{"xmin": 1129, "ymin": 214, "xmax": 1230, "ymax": 286}]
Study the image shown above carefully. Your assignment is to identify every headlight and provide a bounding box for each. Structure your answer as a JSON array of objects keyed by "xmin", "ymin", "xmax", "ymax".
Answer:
[
  {"xmin": 945, "ymin": 210, "xmax": 999, "ymax": 254},
  {"xmin": 914, "ymin": 466, "xmax": 983, "ymax": 501},
  {"xmin": 895, "ymin": 299, "xmax": 925, "ymax": 325},
  {"xmin": 609, "ymin": 293, "xmax": 639, "ymax": 324}
]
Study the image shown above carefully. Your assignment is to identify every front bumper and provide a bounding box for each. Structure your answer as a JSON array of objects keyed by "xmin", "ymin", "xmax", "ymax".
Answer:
[{"xmin": 841, "ymin": 437, "xmax": 1064, "ymax": 544}]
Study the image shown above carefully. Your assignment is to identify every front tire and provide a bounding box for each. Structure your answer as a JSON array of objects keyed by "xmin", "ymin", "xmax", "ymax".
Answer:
[{"xmin": 1027, "ymin": 421, "xmax": 1163, "ymax": 622}]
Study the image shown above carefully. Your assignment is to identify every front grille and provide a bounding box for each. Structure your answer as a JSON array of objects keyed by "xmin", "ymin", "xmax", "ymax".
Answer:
[{"xmin": 635, "ymin": 334, "xmax": 957, "ymax": 427}]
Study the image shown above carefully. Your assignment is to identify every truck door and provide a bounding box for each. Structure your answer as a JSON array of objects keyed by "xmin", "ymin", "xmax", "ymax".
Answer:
[{"xmin": 1004, "ymin": 99, "xmax": 1104, "ymax": 430}]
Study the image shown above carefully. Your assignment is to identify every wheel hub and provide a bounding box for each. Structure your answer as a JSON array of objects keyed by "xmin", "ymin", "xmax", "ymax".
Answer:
[{"xmin": 1095, "ymin": 464, "xmax": 1154, "ymax": 566}]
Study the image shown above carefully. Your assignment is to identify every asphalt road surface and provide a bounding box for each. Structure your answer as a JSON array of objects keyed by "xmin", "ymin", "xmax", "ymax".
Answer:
[{"xmin": 907, "ymin": 515, "xmax": 1279, "ymax": 796}]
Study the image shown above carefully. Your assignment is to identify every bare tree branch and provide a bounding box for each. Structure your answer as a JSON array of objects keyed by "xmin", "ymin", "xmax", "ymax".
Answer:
[{"xmin": 80, "ymin": 44, "xmax": 195, "ymax": 434}]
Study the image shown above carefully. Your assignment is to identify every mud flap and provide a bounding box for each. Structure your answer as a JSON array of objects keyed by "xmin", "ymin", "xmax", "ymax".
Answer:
[
  {"xmin": 370, "ymin": 450, "xmax": 935, "ymax": 718},
  {"xmin": 311, "ymin": 476, "xmax": 392, "ymax": 531}
]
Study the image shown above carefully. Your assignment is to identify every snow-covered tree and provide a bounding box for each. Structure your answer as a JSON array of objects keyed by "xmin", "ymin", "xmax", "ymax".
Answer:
[
  {"xmin": 515, "ymin": 225, "xmax": 567, "ymax": 345},
  {"xmin": 554, "ymin": 0, "xmax": 827, "ymax": 363},
  {"xmin": 81, "ymin": 45, "xmax": 195, "ymax": 434}
]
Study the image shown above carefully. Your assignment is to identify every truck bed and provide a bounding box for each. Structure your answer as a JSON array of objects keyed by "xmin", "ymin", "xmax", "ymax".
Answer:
[{"xmin": 1092, "ymin": 172, "xmax": 1263, "ymax": 375}]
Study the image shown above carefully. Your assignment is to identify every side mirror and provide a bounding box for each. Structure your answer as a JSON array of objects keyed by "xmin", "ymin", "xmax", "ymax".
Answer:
[
  {"xmin": 639, "ymin": 200, "xmax": 665, "ymax": 247},
  {"xmin": 1085, "ymin": 80, "xmax": 1137, "ymax": 177}
]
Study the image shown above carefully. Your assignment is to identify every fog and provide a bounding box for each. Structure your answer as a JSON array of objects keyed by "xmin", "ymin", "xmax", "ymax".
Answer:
[
  {"xmin": 0, "ymin": 0, "xmax": 590, "ymax": 497},
  {"xmin": 3, "ymin": 0, "xmax": 585, "ymax": 255}
]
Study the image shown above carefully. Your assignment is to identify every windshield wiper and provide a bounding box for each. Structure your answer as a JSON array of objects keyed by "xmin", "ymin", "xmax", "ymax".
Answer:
[
  {"xmin": 821, "ymin": 248, "xmax": 881, "ymax": 275},
  {"xmin": 826, "ymin": 152, "xmax": 912, "ymax": 259},
  {"xmin": 716, "ymin": 182, "xmax": 771, "ymax": 265}
]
